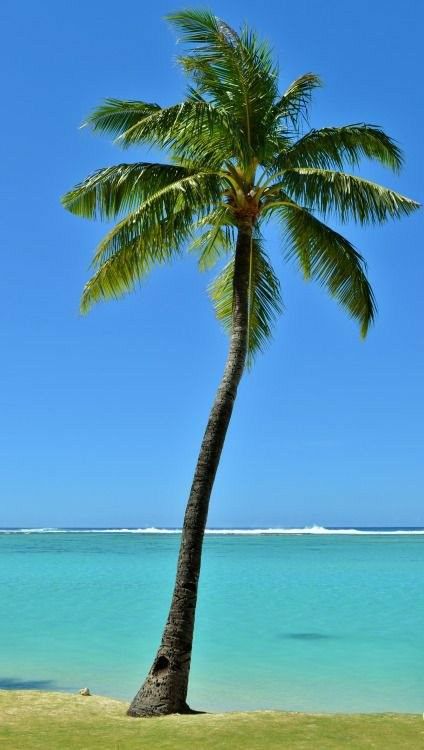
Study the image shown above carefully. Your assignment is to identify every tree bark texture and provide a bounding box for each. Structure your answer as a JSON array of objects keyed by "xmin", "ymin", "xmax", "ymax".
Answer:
[{"xmin": 127, "ymin": 225, "xmax": 252, "ymax": 716}]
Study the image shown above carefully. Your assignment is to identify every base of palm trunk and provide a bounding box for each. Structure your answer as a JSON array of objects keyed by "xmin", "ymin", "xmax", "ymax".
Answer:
[
  {"xmin": 127, "ymin": 700, "xmax": 193, "ymax": 717},
  {"xmin": 127, "ymin": 653, "xmax": 194, "ymax": 717}
]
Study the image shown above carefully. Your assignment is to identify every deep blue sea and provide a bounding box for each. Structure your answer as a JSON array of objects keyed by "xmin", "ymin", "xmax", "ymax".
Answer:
[{"xmin": 1, "ymin": 528, "xmax": 423, "ymax": 713}]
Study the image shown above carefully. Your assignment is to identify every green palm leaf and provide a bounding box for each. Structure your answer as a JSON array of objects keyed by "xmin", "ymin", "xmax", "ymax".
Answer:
[
  {"xmin": 80, "ymin": 237, "xmax": 154, "ymax": 313},
  {"xmin": 83, "ymin": 99, "xmax": 161, "ymax": 138},
  {"xmin": 282, "ymin": 124, "xmax": 403, "ymax": 171},
  {"xmin": 274, "ymin": 73, "xmax": 322, "ymax": 127},
  {"xmin": 190, "ymin": 207, "xmax": 235, "ymax": 270},
  {"xmin": 78, "ymin": 171, "xmax": 223, "ymax": 313},
  {"xmin": 91, "ymin": 171, "xmax": 220, "ymax": 268},
  {"xmin": 61, "ymin": 162, "xmax": 208, "ymax": 220},
  {"xmin": 279, "ymin": 202, "xmax": 376, "ymax": 336},
  {"xmin": 209, "ymin": 235, "xmax": 282, "ymax": 363},
  {"xmin": 168, "ymin": 10, "xmax": 279, "ymax": 166},
  {"xmin": 86, "ymin": 98, "xmax": 230, "ymax": 165},
  {"xmin": 282, "ymin": 168, "xmax": 419, "ymax": 224}
]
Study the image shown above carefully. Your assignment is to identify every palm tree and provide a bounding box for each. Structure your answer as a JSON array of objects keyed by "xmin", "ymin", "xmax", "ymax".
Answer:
[{"xmin": 62, "ymin": 10, "xmax": 419, "ymax": 716}]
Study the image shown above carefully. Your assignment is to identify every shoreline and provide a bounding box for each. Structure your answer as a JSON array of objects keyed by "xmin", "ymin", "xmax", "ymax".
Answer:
[{"xmin": 0, "ymin": 688, "xmax": 420, "ymax": 716}]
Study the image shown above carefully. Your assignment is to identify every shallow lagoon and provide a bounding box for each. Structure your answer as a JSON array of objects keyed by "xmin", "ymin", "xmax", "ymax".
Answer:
[{"xmin": 1, "ymin": 530, "xmax": 423, "ymax": 712}]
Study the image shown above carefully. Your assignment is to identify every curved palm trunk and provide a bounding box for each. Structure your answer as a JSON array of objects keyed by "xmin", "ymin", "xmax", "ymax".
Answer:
[{"xmin": 127, "ymin": 225, "xmax": 252, "ymax": 716}]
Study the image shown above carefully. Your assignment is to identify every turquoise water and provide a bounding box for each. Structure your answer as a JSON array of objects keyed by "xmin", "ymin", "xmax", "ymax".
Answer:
[{"xmin": 1, "ymin": 530, "xmax": 423, "ymax": 713}]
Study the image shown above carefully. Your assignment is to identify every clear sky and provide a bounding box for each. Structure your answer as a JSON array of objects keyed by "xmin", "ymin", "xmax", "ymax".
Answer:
[{"xmin": 1, "ymin": 0, "xmax": 422, "ymax": 528}]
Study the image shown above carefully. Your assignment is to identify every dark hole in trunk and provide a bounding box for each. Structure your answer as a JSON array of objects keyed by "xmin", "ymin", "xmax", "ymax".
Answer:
[{"xmin": 152, "ymin": 655, "xmax": 169, "ymax": 675}]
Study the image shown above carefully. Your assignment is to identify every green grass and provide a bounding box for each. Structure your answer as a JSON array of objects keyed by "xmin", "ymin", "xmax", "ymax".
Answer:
[{"xmin": 0, "ymin": 691, "xmax": 422, "ymax": 749}]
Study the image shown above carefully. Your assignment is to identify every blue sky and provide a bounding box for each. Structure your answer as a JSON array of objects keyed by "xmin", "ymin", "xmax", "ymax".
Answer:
[{"xmin": 1, "ymin": 0, "xmax": 422, "ymax": 527}]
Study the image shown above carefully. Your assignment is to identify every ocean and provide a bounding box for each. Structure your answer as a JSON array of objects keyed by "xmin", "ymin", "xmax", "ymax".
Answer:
[{"xmin": 1, "ymin": 528, "xmax": 423, "ymax": 713}]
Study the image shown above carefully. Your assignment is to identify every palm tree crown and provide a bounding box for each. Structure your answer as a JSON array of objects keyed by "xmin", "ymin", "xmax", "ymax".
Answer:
[{"xmin": 62, "ymin": 10, "xmax": 418, "ymax": 354}]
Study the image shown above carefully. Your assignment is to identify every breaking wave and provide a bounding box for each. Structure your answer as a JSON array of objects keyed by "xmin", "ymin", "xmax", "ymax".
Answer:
[{"xmin": 1, "ymin": 525, "xmax": 424, "ymax": 535}]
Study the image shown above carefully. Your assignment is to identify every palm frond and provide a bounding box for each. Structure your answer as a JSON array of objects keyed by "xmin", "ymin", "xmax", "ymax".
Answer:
[
  {"xmin": 190, "ymin": 207, "xmax": 236, "ymax": 270},
  {"xmin": 61, "ymin": 162, "xmax": 204, "ymax": 220},
  {"xmin": 168, "ymin": 9, "xmax": 237, "ymax": 47},
  {"xmin": 91, "ymin": 171, "xmax": 221, "ymax": 268},
  {"xmin": 81, "ymin": 195, "xmax": 205, "ymax": 312},
  {"xmin": 115, "ymin": 100, "xmax": 223, "ymax": 151},
  {"xmin": 209, "ymin": 235, "xmax": 282, "ymax": 363},
  {"xmin": 168, "ymin": 9, "xmax": 279, "ymax": 166},
  {"xmin": 80, "ymin": 237, "xmax": 154, "ymax": 313},
  {"xmin": 274, "ymin": 73, "xmax": 322, "ymax": 127},
  {"xmin": 83, "ymin": 99, "xmax": 161, "ymax": 137},
  {"xmin": 84, "ymin": 97, "xmax": 233, "ymax": 167},
  {"xmin": 278, "ymin": 202, "xmax": 376, "ymax": 336},
  {"xmin": 282, "ymin": 124, "xmax": 403, "ymax": 171},
  {"xmin": 281, "ymin": 168, "xmax": 420, "ymax": 224}
]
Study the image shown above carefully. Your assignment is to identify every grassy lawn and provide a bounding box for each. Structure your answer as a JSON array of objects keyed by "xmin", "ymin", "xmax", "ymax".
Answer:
[{"xmin": 0, "ymin": 691, "xmax": 422, "ymax": 749}]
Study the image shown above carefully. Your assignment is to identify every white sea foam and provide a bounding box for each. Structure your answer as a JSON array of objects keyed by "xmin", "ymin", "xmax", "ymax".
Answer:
[{"xmin": 1, "ymin": 525, "xmax": 424, "ymax": 535}]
